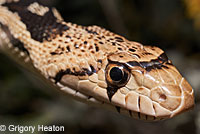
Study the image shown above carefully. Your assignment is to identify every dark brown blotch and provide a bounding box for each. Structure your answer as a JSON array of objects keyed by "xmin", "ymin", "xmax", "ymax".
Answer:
[
  {"xmin": 3, "ymin": 1, "xmax": 70, "ymax": 42},
  {"xmin": 58, "ymin": 39, "xmax": 63, "ymax": 42},
  {"xmin": 66, "ymin": 35, "xmax": 71, "ymax": 38},
  {"xmin": 1, "ymin": 25, "xmax": 30, "ymax": 55},
  {"xmin": 66, "ymin": 46, "xmax": 71, "ymax": 52},
  {"xmin": 84, "ymin": 41, "xmax": 88, "ymax": 45},
  {"xmin": 50, "ymin": 52, "xmax": 57, "ymax": 55},
  {"xmin": 97, "ymin": 59, "xmax": 102, "ymax": 63},
  {"xmin": 99, "ymin": 41, "xmax": 104, "ymax": 45},
  {"xmin": 89, "ymin": 45, "xmax": 93, "ymax": 50},
  {"xmin": 97, "ymin": 37, "xmax": 102, "ymax": 40},
  {"xmin": 129, "ymin": 48, "xmax": 136, "ymax": 52},
  {"xmin": 94, "ymin": 43, "xmax": 99, "ymax": 52},
  {"xmin": 112, "ymin": 42, "xmax": 116, "ymax": 46},
  {"xmin": 50, "ymin": 51, "xmax": 63, "ymax": 55},
  {"xmin": 115, "ymin": 37, "xmax": 124, "ymax": 42},
  {"xmin": 85, "ymin": 28, "xmax": 98, "ymax": 35},
  {"xmin": 118, "ymin": 47, "xmax": 123, "ymax": 51}
]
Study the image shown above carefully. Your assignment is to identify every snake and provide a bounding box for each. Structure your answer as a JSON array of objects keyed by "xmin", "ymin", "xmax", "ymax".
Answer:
[{"xmin": 0, "ymin": 0, "xmax": 195, "ymax": 121}]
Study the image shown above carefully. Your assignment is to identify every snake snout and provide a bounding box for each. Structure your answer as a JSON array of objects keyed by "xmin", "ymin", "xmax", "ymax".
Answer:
[{"xmin": 124, "ymin": 60, "xmax": 194, "ymax": 119}]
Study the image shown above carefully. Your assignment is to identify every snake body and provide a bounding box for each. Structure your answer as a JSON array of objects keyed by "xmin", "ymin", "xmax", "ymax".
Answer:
[{"xmin": 0, "ymin": 0, "xmax": 194, "ymax": 121}]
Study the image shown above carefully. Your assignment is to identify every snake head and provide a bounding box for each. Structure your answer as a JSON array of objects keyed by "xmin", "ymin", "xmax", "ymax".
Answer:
[
  {"xmin": 101, "ymin": 45, "xmax": 194, "ymax": 120},
  {"xmin": 58, "ymin": 43, "xmax": 194, "ymax": 121},
  {"xmin": 52, "ymin": 33, "xmax": 194, "ymax": 121}
]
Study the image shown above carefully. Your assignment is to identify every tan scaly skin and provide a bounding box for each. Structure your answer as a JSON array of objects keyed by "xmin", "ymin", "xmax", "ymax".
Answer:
[{"xmin": 0, "ymin": 0, "xmax": 194, "ymax": 121}]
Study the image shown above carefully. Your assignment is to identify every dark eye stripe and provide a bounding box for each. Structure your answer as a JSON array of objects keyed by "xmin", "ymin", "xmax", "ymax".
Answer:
[{"xmin": 126, "ymin": 52, "xmax": 169, "ymax": 71}]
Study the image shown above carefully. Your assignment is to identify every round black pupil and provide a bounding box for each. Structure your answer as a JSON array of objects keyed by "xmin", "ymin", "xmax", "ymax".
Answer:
[{"xmin": 110, "ymin": 67, "xmax": 123, "ymax": 82}]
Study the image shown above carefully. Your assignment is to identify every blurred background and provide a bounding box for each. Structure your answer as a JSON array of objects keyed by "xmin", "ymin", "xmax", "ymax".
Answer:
[{"xmin": 0, "ymin": 0, "xmax": 200, "ymax": 134}]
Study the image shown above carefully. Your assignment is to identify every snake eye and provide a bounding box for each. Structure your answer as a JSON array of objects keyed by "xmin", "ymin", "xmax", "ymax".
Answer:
[
  {"xmin": 106, "ymin": 64, "xmax": 130, "ymax": 87},
  {"xmin": 110, "ymin": 67, "xmax": 123, "ymax": 82}
]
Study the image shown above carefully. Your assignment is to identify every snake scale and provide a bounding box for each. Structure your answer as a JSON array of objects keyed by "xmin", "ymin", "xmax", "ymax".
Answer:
[{"xmin": 0, "ymin": 0, "xmax": 194, "ymax": 121}]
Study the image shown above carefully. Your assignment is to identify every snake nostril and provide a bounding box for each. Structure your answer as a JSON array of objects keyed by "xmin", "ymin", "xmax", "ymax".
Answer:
[{"xmin": 159, "ymin": 94, "xmax": 167, "ymax": 101}]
